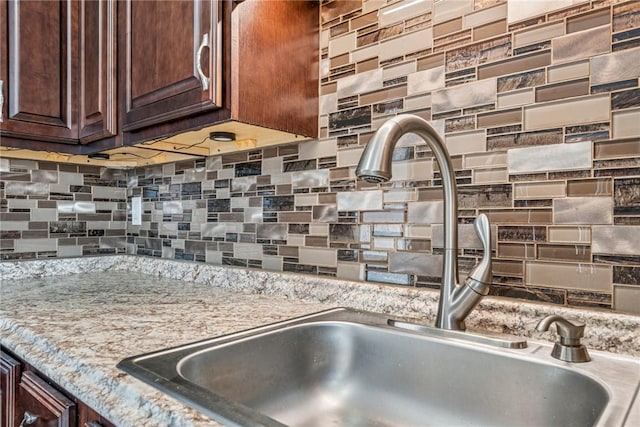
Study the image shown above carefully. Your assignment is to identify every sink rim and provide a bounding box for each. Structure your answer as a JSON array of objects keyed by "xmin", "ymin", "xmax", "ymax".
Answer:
[{"xmin": 117, "ymin": 308, "xmax": 640, "ymax": 427}]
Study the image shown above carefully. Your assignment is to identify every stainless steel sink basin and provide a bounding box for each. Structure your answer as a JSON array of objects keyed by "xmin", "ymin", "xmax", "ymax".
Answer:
[{"xmin": 118, "ymin": 308, "xmax": 640, "ymax": 427}]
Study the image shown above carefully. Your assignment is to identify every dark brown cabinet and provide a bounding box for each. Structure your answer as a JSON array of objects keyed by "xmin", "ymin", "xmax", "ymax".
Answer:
[
  {"xmin": 1, "ymin": 0, "xmax": 318, "ymax": 159},
  {"xmin": 1, "ymin": 348, "xmax": 115, "ymax": 427},
  {"xmin": 119, "ymin": 0, "xmax": 220, "ymax": 132},
  {"xmin": 0, "ymin": 0, "xmax": 117, "ymax": 152},
  {"xmin": 1, "ymin": 351, "xmax": 20, "ymax": 427}
]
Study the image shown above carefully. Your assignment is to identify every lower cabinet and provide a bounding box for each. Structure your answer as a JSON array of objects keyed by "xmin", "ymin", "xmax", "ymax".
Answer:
[{"xmin": 1, "ymin": 348, "xmax": 115, "ymax": 427}]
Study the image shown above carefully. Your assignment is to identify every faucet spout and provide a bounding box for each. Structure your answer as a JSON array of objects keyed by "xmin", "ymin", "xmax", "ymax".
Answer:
[{"xmin": 356, "ymin": 114, "xmax": 492, "ymax": 331}]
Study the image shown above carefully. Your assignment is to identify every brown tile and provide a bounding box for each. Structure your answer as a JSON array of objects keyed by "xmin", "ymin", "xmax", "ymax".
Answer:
[
  {"xmin": 535, "ymin": 78, "xmax": 589, "ymax": 103},
  {"xmin": 594, "ymin": 140, "xmax": 640, "ymax": 160},
  {"xmin": 484, "ymin": 209, "xmax": 552, "ymax": 224},
  {"xmin": 498, "ymin": 225, "xmax": 547, "ymax": 242},
  {"xmin": 537, "ymin": 244, "xmax": 591, "ymax": 262},
  {"xmin": 321, "ymin": 1, "xmax": 361, "ymax": 24},
  {"xmin": 356, "ymin": 57, "xmax": 379, "ymax": 73},
  {"xmin": 446, "ymin": 35, "xmax": 511, "ymax": 73},
  {"xmin": 359, "ymin": 85, "xmax": 408, "ymax": 105},
  {"xmin": 613, "ymin": 1, "xmax": 640, "ymax": 32},
  {"xmin": 567, "ymin": 178, "xmax": 612, "ymax": 196},
  {"xmin": 498, "ymin": 242, "xmax": 537, "ymax": 259},
  {"xmin": 477, "ymin": 108, "xmax": 522, "ymax": 128},
  {"xmin": 567, "ymin": 8, "xmax": 611, "ymax": 34},
  {"xmin": 330, "ymin": 53, "xmax": 350, "ymax": 69},
  {"xmin": 278, "ymin": 212, "xmax": 312, "ymax": 222},
  {"xmin": 351, "ymin": 10, "xmax": 377, "ymax": 31},
  {"xmin": 493, "ymin": 259, "xmax": 524, "ymax": 277},
  {"xmin": 417, "ymin": 52, "xmax": 445, "ymax": 71},
  {"xmin": 473, "ymin": 19, "xmax": 507, "ymax": 41},
  {"xmin": 433, "ymin": 17, "xmax": 462, "ymax": 38},
  {"xmin": 481, "ymin": 51, "xmax": 550, "ymax": 80},
  {"xmin": 305, "ymin": 236, "xmax": 328, "ymax": 247}
]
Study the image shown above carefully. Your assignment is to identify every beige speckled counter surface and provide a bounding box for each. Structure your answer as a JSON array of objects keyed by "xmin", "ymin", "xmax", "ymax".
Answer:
[{"xmin": 1, "ymin": 255, "xmax": 639, "ymax": 426}]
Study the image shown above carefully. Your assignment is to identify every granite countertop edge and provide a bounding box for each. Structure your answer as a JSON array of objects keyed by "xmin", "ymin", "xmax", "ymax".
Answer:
[{"xmin": 1, "ymin": 255, "xmax": 639, "ymax": 426}]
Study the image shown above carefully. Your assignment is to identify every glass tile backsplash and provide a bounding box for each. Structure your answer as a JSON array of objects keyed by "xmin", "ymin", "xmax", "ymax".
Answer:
[{"xmin": 1, "ymin": 0, "xmax": 639, "ymax": 314}]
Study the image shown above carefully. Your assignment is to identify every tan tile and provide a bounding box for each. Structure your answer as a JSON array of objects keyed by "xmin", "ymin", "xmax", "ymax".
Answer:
[
  {"xmin": 464, "ymin": 3, "xmax": 507, "ymax": 28},
  {"xmin": 612, "ymin": 109, "xmax": 640, "ymax": 139},
  {"xmin": 433, "ymin": 0, "xmax": 473, "ymax": 24},
  {"xmin": 497, "ymin": 88, "xmax": 535, "ymax": 108},
  {"xmin": 405, "ymin": 93, "xmax": 432, "ymax": 110},
  {"xmin": 547, "ymin": 60, "xmax": 590, "ymax": 83},
  {"xmin": 337, "ymin": 147, "xmax": 364, "ymax": 168},
  {"xmin": 523, "ymin": 94, "xmax": 610, "ymax": 131},
  {"xmin": 434, "ymin": 17, "xmax": 462, "ymax": 38},
  {"xmin": 508, "ymin": 0, "xmax": 589, "ymax": 24},
  {"xmin": 329, "ymin": 31, "xmax": 357, "ymax": 58},
  {"xmin": 514, "ymin": 181, "xmax": 566, "ymax": 199},
  {"xmin": 473, "ymin": 167, "xmax": 508, "ymax": 184},
  {"xmin": 321, "ymin": 82, "xmax": 337, "ymax": 95},
  {"xmin": 464, "ymin": 151, "xmax": 507, "ymax": 168},
  {"xmin": 445, "ymin": 130, "xmax": 486, "ymax": 155},
  {"xmin": 614, "ymin": 285, "xmax": 640, "ymax": 314},
  {"xmin": 391, "ymin": 159, "xmax": 434, "ymax": 181},
  {"xmin": 493, "ymin": 259, "xmax": 524, "ymax": 277},
  {"xmin": 378, "ymin": 27, "xmax": 433, "ymax": 61},
  {"xmin": 382, "ymin": 60, "xmax": 417, "ymax": 81},
  {"xmin": 525, "ymin": 261, "xmax": 611, "ymax": 292},
  {"xmin": 337, "ymin": 68, "xmax": 383, "ymax": 97},
  {"xmin": 473, "ymin": 19, "xmax": 507, "ymax": 41},
  {"xmin": 548, "ymin": 226, "xmax": 591, "ymax": 244},
  {"xmin": 299, "ymin": 247, "xmax": 337, "ymax": 267},
  {"xmin": 513, "ymin": 21, "xmax": 565, "ymax": 48}
]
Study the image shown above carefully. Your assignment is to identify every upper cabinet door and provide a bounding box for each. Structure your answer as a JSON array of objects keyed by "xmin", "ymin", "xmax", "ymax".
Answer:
[
  {"xmin": 0, "ymin": 0, "xmax": 78, "ymax": 143},
  {"xmin": 120, "ymin": 0, "xmax": 221, "ymax": 132},
  {"xmin": 78, "ymin": 0, "xmax": 117, "ymax": 144},
  {"xmin": 0, "ymin": 0, "xmax": 117, "ymax": 148}
]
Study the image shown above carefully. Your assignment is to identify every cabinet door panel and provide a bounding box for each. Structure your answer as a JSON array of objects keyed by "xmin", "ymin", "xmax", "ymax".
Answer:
[
  {"xmin": 1, "ymin": 0, "xmax": 78, "ymax": 143},
  {"xmin": 78, "ymin": 0, "xmax": 117, "ymax": 144},
  {"xmin": 121, "ymin": 0, "xmax": 220, "ymax": 131},
  {"xmin": 16, "ymin": 371, "xmax": 75, "ymax": 427},
  {"xmin": 0, "ymin": 351, "xmax": 21, "ymax": 427}
]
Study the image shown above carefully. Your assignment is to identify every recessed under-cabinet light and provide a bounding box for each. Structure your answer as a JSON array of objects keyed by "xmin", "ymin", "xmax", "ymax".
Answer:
[
  {"xmin": 87, "ymin": 152, "xmax": 110, "ymax": 160},
  {"xmin": 209, "ymin": 131, "xmax": 236, "ymax": 142}
]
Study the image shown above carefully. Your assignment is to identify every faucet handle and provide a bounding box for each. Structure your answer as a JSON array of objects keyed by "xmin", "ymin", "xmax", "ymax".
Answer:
[{"xmin": 536, "ymin": 315, "xmax": 590, "ymax": 362}]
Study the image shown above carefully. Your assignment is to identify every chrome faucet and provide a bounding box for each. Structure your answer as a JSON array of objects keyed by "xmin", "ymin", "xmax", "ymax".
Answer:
[{"xmin": 356, "ymin": 114, "xmax": 493, "ymax": 331}]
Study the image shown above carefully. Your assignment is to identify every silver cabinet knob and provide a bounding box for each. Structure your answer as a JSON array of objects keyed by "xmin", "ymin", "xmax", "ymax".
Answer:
[{"xmin": 19, "ymin": 411, "xmax": 38, "ymax": 427}]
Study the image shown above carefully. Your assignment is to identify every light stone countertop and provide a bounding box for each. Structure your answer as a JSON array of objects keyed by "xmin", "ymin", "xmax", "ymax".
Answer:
[{"xmin": 1, "ymin": 255, "xmax": 639, "ymax": 426}]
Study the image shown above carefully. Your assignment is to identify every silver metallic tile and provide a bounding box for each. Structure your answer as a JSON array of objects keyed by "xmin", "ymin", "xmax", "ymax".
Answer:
[
  {"xmin": 507, "ymin": 141, "xmax": 591, "ymax": 174},
  {"xmin": 432, "ymin": 78, "xmax": 497, "ymax": 113},
  {"xmin": 390, "ymin": 252, "xmax": 443, "ymax": 276},
  {"xmin": 590, "ymin": 46, "xmax": 640, "ymax": 86},
  {"xmin": 408, "ymin": 201, "xmax": 443, "ymax": 224},
  {"xmin": 337, "ymin": 69, "xmax": 383, "ymax": 98},
  {"xmin": 337, "ymin": 190, "xmax": 383, "ymax": 211},
  {"xmin": 554, "ymin": 197, "xmax": 613, "ymax": 225},
  {"xmin": 231, "ymin": 176, "xmax": 257, "ymax": 192},
  {"xmin": 162, "ymin": 201, "xmax": 183, "ymax": 215},
  {"xmin": 257, "ymin": 223, "xmax": 287, "ymax": 240},
  {"xmin": 4, "ymin": 182, "xmax": 49, "ymax": 196},
  {"xmin": 552, "ymin": 25, "xmax": 610, "ymax": 64},
  {"xmin": 291, "ymin": 169, "xmax": 329, "ymax": 189},
  {"xmin": 313, "ymin": 205, "xmax": 338, "ymax": 222},
  {"xmin": 592, "ymin": 226, "xmax": 640, "ymax": 255},
  {"xmin": 57, "ymin": 201, "xmax": 97, "ymax": 214}
]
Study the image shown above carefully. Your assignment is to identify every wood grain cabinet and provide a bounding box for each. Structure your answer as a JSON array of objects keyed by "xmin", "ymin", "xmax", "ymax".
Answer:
[
  {"xmin": 1, "ymin": 349, "xmax": 115, "ymax": 427},
  {"xmin": 1, "ymin": 0, "xmax": 318, "ymax": 156},
  {"xmin": 119, "ymin": 0, "xmax": 221, "ymax": 132},
  {"xmin": 0, "ymin": 0, "xmax": 117, "ymax": 153}
]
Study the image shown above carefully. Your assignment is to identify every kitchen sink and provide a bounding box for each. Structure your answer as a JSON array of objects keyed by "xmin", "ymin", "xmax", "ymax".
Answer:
[{"xmin": 117, "ymin": 308, "xmax": 640, "ymax": 427}]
